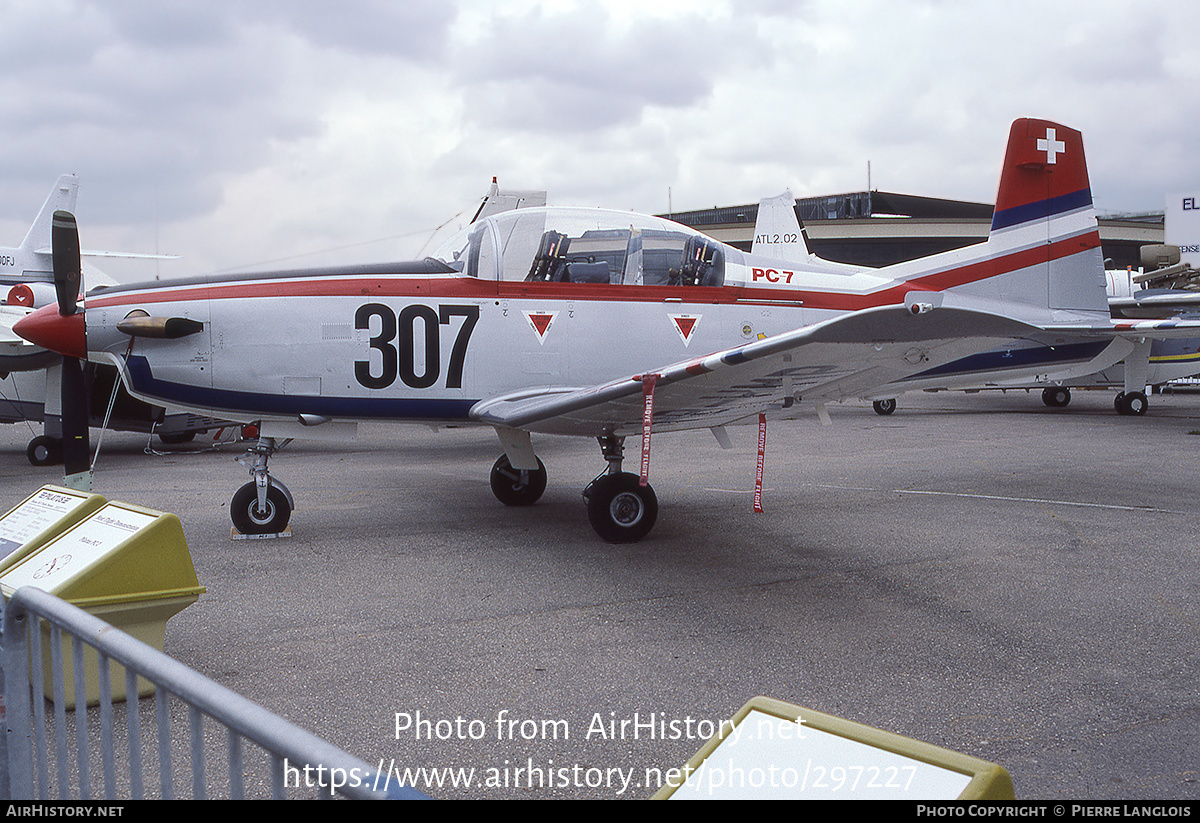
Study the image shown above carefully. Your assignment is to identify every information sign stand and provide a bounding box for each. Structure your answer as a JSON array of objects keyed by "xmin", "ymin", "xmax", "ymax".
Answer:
[
  {"xmin": 0, "ymin": 486, "xmax": 106, "ymax": 575},
  {"xmin": 0, "ymin": 497, "xmax": 205, "ymax": 707},
  {"xmin": 653, "ymin": 696, "xmax": 1014, "ymax": 800}
]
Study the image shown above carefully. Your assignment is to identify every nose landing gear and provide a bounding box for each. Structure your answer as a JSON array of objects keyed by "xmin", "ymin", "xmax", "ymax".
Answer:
[{"xmin": 231, "ymin": 435, "xmax": 294, "ymax": 536}]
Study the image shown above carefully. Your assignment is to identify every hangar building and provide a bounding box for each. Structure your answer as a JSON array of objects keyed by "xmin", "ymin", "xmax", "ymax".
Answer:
[{"xmin": 664, "ymin": 191, "xmax": 1163, "ymax": 269}]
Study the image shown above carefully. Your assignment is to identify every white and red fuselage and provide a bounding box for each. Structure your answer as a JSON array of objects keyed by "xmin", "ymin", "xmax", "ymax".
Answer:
[{"xmin": 16, "ymin": 120, "xmax": 1154, "ymax": 444}]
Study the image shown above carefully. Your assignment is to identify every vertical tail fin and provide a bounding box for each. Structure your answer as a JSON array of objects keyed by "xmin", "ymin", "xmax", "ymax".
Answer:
[
  {"xmin": 752, "ymin": 190, "xmax": 810, "ymax": 262},
  {"xmin": 750, "ymin": 189, "xmax": 862, "ymax": 276},
  {"xmin": 988, "ymin": 119, "xmax": 1107, "ymax": 314},
  {"xmin": 20, "ymin": 175, "xmax": 79, "ymax": 254}
]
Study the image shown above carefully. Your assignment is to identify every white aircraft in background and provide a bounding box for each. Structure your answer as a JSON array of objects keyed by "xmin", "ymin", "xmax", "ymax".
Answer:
[
  {"xmin": 751, "ymin": 187, "xmax": 1200, "ymax": 417},
  {"xmin": 0, "ymin": 175, "xmax": 224, "ymax": 464},
  {"xmin": 18, "ymin": 119, "xmax": 1197, "ymax": 542}
]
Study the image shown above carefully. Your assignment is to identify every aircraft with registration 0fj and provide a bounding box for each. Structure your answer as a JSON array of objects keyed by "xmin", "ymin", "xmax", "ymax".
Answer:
[
  {"xmin": 0, "ymin": 175, "xmax": 224, "ymax": 466},
  {"xmin": 16, "ymin": 119, "xmax": 1196, "ymax": 542}
]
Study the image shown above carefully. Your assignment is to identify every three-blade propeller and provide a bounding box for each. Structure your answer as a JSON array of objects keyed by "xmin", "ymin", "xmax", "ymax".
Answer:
[
  {"xmin": 50, "ymin": 210, "xmax": 91, "ymax": 486},
  {"xmin": 34, "ymin": 212, "xmax": 202, "ymax": 488}
]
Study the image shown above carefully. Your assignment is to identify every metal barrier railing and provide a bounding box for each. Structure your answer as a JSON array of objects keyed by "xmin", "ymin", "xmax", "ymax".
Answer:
[{"xmin": 0, "ymin": 586, "xmax": 426, "ymax": 800}]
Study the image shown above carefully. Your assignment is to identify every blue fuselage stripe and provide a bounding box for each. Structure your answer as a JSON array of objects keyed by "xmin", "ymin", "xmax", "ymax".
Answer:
[
  {"xmin": 124, "ymin": 357, "xmax": 479, "ymax": 420},
  {"xmin": 902, "ymin": 340, "xmax": 1111, "ymax": 382}
]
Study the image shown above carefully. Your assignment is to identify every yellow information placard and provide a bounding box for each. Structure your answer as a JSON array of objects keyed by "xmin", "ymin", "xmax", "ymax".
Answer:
[
  {"xmin": 0, "ymin": 498, "xmax": 206, "ymax": 707},
  {"xmin": 654, "ymin": 696, "xmax": 1014, "ymax": 800},
  {"xmin": 0, "ymin": 485, "xmax": 106, "ymax": 575}
]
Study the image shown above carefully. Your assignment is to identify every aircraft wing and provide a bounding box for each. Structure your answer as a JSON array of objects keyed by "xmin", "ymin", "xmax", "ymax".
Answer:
[
  {"xmin": 471, "ymin": 305, "xmax": 1057, "ymax": 437},
  {"xmin": 1110, "ymin": 290, "xmax": 1200, "ymax": 319}
]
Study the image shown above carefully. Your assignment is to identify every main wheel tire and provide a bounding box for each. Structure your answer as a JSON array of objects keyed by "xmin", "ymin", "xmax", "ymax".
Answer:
[
  {"xmin": 586, "ymin": 472, "xmax": 658, "ymax": 543},
  {"xmin": 231, "ymin": 481, "xmax": 291, "ymax": 535},
  {"xmin": 490, "ymin": 454, "xmax": 547, "ymax": 506},
  {"xmin": 1116, "ymin": 391, "xmax": 1148, "ymax": 416},
  {"xmin": 1042, "ymin": 387, "xmax": 1071, "ymax": 407},
  {"xmin": 27, "ymin": 435, "xmax": 63, "ymax": 467},
  {"xmin": 872, "ymin": 399, "xmax": 897, "ymax": 416}
]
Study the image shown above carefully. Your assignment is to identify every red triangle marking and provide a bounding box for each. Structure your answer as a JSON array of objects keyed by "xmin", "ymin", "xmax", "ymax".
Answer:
[{"xmin": 674, "ymin": 317, "xmax": 697, "ymax": 339}]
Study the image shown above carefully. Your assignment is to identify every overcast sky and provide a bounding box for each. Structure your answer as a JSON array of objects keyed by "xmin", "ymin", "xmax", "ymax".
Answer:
[{"xmin": 1, "ymin": 0, "xmax": 1196, "ymax": 281}]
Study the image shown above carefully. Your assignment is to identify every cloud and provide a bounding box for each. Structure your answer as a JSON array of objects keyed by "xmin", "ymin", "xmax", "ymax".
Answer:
[
  {"xmin": 0, "ymin": 0, "xmax": 458, "ymax": 230},
  {"xmin": 0, "ymin": 0, "xmax": 1196, "ymax": 279},
  {"xmin": 452, "ymin": 5, "xmax": 734, "ymax": 132}
]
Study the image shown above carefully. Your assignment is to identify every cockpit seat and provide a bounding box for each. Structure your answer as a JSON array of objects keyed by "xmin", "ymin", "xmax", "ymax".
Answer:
[
  {"xmin": 526, "ymin": 231, "xmax": 570, "ymax": 281},
  {"xmin": 561, "ymin": 261, "xmax": 611, "ymax": 284}
]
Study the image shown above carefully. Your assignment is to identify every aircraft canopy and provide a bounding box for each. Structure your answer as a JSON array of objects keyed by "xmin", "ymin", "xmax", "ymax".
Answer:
[{"xmin": 431, "ymin": 207, "xmax": 725, "ymax": 287}]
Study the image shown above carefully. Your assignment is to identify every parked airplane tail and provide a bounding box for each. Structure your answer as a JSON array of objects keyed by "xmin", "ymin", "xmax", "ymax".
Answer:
[
  {"xmin": 18, "ymin": 175, "xmax": 79, "ymax": 259},
  {"xmin": 751, "ymin": 190, "xmax": 810, "ymax": 261},
  {"xmin": 750, "ymin": 189, "xmax": 863, "ymax": 275},
  {"xmin": 968, "ymin": 118, "xmax": 1108, "ymax": 316}
]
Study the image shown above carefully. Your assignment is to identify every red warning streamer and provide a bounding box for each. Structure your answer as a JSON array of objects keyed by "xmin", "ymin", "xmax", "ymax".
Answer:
[
  {"xmin": 754, "ymin": 413, "xmax": 766, "ymax": 513},
  {"xmin": 640, "ymin": 373, "xmax": 658, "ymax": 486}
]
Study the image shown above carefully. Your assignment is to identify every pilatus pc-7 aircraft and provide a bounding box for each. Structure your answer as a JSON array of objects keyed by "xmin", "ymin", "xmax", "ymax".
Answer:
[{"xmin": 16, "ymin": 119, "xmax": 1194, "ymax": 542}]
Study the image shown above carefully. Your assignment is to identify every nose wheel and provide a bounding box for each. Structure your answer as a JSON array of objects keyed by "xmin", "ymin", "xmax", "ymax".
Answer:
[
  {"xmin": 27, "ymin": 435, "xmax": 63, "ymax": 466},
  {"xmin": 231, "ymin": 481, "xmax": 292, "ymax": 535},
  {"xmin": 231, "ymin": 435, "xmax": 294, "ymax": 535}
]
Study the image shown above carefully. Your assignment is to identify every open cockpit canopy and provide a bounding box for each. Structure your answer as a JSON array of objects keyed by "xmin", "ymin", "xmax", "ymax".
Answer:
[{"xmin": 431, "ymin": 207, "xmax": 725, "ymax": 287}]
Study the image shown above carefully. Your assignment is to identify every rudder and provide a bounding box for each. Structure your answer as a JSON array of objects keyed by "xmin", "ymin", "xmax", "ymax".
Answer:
[{"xmin": 987, "ymin": 118, "xmax": 1107, "ymax": 314}]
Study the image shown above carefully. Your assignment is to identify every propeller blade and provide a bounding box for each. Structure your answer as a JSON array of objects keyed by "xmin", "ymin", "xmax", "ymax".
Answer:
[
  {"xmin": 51, "ymin": 210, "xmax": 91, "ymax": 489},
  {"xmin": 59, "ymin": 355, "xmax": 90, "ymax": 481},
  {"xmin": 51, "ymin": 210, "xmax": 81, "ymax": 316}
]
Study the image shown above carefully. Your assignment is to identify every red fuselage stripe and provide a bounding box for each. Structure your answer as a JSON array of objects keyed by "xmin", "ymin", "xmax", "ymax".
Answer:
[{"xmin": 86, "ymin": 231, "xmax": 1100, "ymax": 312}]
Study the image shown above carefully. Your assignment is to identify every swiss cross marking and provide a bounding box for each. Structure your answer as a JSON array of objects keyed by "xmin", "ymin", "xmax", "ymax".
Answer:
[{"xmin": 1037, "ymin": 127, "xmax": 1066, "ymax": 165}]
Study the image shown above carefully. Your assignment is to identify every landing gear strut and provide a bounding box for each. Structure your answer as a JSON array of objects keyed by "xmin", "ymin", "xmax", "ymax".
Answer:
[
  {"xmin": 231, "ymin": 435, "xmax": 294, "ymax": 535},
  {"xmin": 582, "ymin": 435, "xmax": 658, "ymax": 543}
]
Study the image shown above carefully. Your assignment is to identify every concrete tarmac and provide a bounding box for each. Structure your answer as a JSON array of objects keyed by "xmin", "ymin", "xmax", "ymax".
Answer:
[{"xmin": 0, "ymin": 388, "xmax": 1197, "ymax": 800}]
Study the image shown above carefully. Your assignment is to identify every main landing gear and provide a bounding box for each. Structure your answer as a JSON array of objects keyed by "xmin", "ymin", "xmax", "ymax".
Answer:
[
  {"xmin": 583, "ymin": 435, "xmax": 658, "ymax": 543},
  {"xmin": 489, "ymin": 453, "xmax": 547, "ymax": 506},
  {"xmin": 26, "ymin": 435, "xmax": 63, "ymax": 466},
  {"xmin": 1041, "ymin": 386, "xmax": 1149, "ymax": 415},
  {"xmin": 1114, "ymin": 390, "xmax": 1148, "ymax": 416},
  {"xmin": 230, "ymin": 435, "xmax": 294, "ymax": 535},
  {"xmin": 488, "ymin": 434, "xmax": 659, "ymax": 543},
  {"xmin": 1041, "ymin": 386, "xmax": 1071, "ymax": 407}
]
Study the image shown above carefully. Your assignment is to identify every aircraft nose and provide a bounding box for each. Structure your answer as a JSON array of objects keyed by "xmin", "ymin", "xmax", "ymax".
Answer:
[{"xmin": 13, "ymin": 304, "xmax": 87, "ymax": 359}]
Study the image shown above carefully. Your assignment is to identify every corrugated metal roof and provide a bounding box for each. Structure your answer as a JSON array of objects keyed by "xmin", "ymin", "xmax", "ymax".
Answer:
[{"xmin": 665, "ymin": 191, "xmax": 997, "ymax": 225}]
